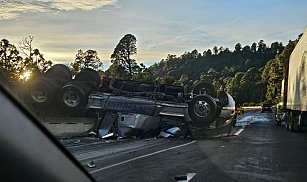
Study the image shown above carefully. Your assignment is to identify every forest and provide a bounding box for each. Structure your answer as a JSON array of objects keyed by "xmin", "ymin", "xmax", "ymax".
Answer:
[{"xmin": 0, "ymin": 33, "xmax": 302, "ymax": 105}]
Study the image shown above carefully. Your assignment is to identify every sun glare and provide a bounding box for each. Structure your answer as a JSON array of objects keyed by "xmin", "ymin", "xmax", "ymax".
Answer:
[{"xmin": 20, "ymin": 70, "xmax": 32, "ymax": 81}]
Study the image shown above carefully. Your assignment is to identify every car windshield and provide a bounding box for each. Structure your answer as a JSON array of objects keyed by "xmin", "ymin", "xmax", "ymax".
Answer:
[{"xmin": 1, "ymin": 1, "xmax": 307, "ymax": 181}]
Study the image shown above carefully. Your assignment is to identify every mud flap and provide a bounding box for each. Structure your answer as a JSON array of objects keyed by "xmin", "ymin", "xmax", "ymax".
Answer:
[{"xmin": 189, "ymin": 118, "xmax": 233, "ymax": 139}]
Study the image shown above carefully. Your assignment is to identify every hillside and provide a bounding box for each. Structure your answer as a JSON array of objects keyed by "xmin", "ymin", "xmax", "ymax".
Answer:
[{"xmin": 146, "ymin": 41, "xmax": 285, "ymax": 105}]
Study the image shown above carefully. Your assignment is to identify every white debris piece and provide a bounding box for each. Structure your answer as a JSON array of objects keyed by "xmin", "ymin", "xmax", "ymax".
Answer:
[{"xmin": 86, "ymin": 161, "xmax": 96, "ymax": 168}]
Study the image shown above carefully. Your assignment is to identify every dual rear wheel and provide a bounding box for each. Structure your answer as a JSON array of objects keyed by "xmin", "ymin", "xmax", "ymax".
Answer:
[
  {"xmin": 286, "ymin": 112, "xmax": 306, "ymax": 132},
  {"xmin": 188, "ymin": 81, "xmax": 219, "ymax": 128}
]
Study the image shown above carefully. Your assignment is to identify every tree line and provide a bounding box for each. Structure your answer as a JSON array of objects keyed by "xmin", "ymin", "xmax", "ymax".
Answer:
[
  {"xmin": 138, "ymin": 36, "xmax": 301, "ymax": 105},
  {"xmin": 0, "ymin": 36, "xmax": 52, "ymax": 84},
  {"xmin": 0, "ymin": 33, "xmax": 302, "ymax": 105}
]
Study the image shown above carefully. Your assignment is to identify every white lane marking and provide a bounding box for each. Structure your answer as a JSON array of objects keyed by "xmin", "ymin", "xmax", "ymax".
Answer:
[
  {"xmin": 187, "ymin": 173, "xmax": 197, "ymax": 182},
  {"xmin": 178, "ymin": 173, "xmax": 197, "ymax": 182},
  {"xmin": 89, "ymin": 140, "xmax": 196, "ymax": 174},
  {"xmin": 234, "ymin": 128, "xmax": 244, "ymax": 136}
]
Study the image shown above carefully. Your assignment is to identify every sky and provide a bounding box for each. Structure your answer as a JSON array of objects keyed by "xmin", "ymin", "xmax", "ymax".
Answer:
[{"xmin": 1, "ymin": 0, "xmax": 307, "ymax": 69}]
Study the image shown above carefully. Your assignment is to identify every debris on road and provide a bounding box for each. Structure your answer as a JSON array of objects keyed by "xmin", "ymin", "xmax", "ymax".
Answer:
[
  {"xmin": 86, "ymin": 161, "xmax": 96, "ymax": 168},
  {"xmin": 174, "ymin": 173, "xmax": 197, "ymax": 182},
  {"xmin": 74, "ymin": 139, "xmax": 81, "ymax": 144},
  {"xmin": 88, "ymin": 131, "xmax": 97, "ymax": 137},
  {"xmin": 101, "ymin": 133, "xmax": 114, "ymax": 139},
  {"xmin": 174, "ymin": 175, "xmax": 187, "ymax": 181},
  {"xmin": 159, "ymin": 127, "xmax": 181, "ymax": 138}
]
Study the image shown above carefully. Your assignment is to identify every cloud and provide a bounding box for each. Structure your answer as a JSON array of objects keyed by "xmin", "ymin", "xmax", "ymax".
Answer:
[
  {"xmin": 52, "ymin": 0, "xmax": 117, "ymax": 11},
  {"xmin": 0, "ymin": 0, "xmax": 117, "ymax": 20}
]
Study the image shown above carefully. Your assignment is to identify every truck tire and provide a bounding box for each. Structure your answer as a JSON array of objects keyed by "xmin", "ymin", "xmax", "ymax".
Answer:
[
  {"xmin": 139, "ymin": 83, "xmax": 155, "ymax": 92},
  {"xmin": 297, "ymin": 114, "xmax": 302, "ymax": 132},
  {"xmin": 289, "ymin": 112, "xmax": 296, "ymax": 132},
  {"xmin": 275, "ymin": 120, "xmax": 282, "ymax": 126},
  {"xmin": 45, "ymin": 64, "xmax": 72, "ymax": 85},
  {"xmin": 285, "ymin": 112, "xmax": 290, "ymax": 131},
  {"xmin": 192, "ymin": 81, "xmax": 217, "ymax": 98},
  {"xmin": 233, "ymin": 117, "xmax": 237, "ymax": 126},
  {"xmin": 99, "ymin": 78, "xmax": 111, "ymax": 93},
  {"xmin": 27, "ymin": 77, "xmax": 60, "ymax": 107},
  {"xmin": 188, "ymin": 95, "xmax": 217, "ymax": 128},
  {"xmin": 297, "ymin": 113, "xmax": 307, "ymax": 132},
  {"xmin": 217, "ymin": 90, "xmax": 229, "ymax": 107},
  {"xmin": 58, "ymin": 81, "xmax": 91, "ymax": 112},
  {"xmin": 75, "ymin": 68, "xmax": 100, "ymax": 90}
]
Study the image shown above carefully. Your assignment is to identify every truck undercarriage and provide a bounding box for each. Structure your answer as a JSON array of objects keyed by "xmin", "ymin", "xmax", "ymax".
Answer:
[
  {"xmin": 86, "ymin": 78, "xmax": 235, "ymax": 138},
  {"xmin": 21, "ymin": 65, "xmax": 235, "ymax": 138}
]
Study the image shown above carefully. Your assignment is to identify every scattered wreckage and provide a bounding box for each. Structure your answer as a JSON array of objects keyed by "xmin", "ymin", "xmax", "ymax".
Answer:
[{"xmin": 23, "ymin": 64, "xmax": 235, "ymax": 139}]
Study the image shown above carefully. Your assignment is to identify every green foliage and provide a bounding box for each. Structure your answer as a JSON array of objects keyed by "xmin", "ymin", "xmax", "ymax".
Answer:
[
  {"xmin": 155, "ymin": 75, "xmax": 175, "ymax": 85},
  {"xmin": 19, "ymin": 36, "xmax": 52, "ymax": 74},
  {"xmin": 147, "ymin": 40, "xmax": 285, "ymax": 105},
  {"xmin": 104, "ymin": 63, "xmax": 127, "ymax": 80},
  {"xmin": 235, "ymin": 43, "xmax": 242, "ymax": 52},
  {"xmin": 132, "ymin": 63, "xmax": 154, "ymax": 82},
  {"xmin": 111, "ymin": 34, "xmax": 138, "ymax": 79},
  {"xmin": 264, "ymin": 38, "xmax": 298, "ymax": 103},
  {"xmin": 0, "ymin": 37, "xmax": 52, "ymax": 85},
  {"xmin": 213, "ymin": 46, "xmax": 218, "ymax": 55},
  {"xmin": 71, "ymin": 49, "xmax": 103, "ymax": 75},
  {"xmin": 0, "ymin": 39, "xmax": 22, "ymax": 83}
]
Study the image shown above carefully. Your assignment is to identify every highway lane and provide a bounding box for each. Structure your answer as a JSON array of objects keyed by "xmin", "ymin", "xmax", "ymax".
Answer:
[
  {"xmin": 63, "ymin": 109, "xmax": 307, "ymax": 181},
  {"xmin": 67, "ymin": 138, "xmax": 194, "ymax": 166},
  {"xmin": 195, "ymin": 111, "xmax": 307, "ymax": 181}
]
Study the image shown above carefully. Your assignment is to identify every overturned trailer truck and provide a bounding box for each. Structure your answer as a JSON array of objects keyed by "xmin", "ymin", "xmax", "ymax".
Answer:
[
  {"xmin": 22, "ymin": 64, "xmax": 235, "ymax": 138},
  {"xmin": 86, "ymin": 78, "xmax": 235, "ymax": 138}
]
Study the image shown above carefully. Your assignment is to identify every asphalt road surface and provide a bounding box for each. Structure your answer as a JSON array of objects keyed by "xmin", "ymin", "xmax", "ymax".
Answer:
[{"xmin": 63, "ymin": 109, "xmax": 307, "ymax": 182}]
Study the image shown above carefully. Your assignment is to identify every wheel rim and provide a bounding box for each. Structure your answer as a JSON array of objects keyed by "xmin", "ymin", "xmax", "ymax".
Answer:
[
  {"xmin": 31, "ymin": 90, "xmax": 47, "ymax": 103},
  {"xmin": 194, "ymin": 100, "xmax": 210, "ymax": 117},
  {"xmin": 63, "ymin": 91, "xmax": 80, "ymax": 107},
  {"xmin": 196, "ymin": 88, "xmax": 208, "ymax": 95}
]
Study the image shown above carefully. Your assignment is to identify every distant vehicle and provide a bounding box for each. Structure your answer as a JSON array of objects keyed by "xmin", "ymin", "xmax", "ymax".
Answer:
[
  {"xmin": 261, "ymin": 103, "xmax": 272, "ymax": 113},
  {"xmin": 276, "ymin": 28, "xmax": 307, "ymax": 131}
]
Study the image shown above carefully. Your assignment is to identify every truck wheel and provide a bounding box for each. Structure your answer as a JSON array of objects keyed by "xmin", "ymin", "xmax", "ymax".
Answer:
[
  {"xmin": 99, "ymin": 78, "xmax": 111, "ymax": 93},
  {"xmin": 297, "ymin": 113, "xmax": 304, "ymax": 132},
  {"xmin": 233, "ymin": 118, "xmax": 237, "ymax": 126},
  {"xmin": 289, "ymin": 112, "xmax": 296, "ymax": 132},
  {"xmin": 75, "ymin": 68, "xmax": 100, "ymax": 90},
  {"xmin": 299, "ymin": 112, "xmax": 307, "ymax": 131},
  {"xmin": 192, "ymin": 81, "xmax": 217, "ymax": 98},
  {"xmin": 59, "ymin": 81, "xmax": 90, "ymax": 112},
  {"xmin": 45, "ymin": 64, "xmax": 72, "ymax": 84},
  {"xmin": 275, "ymin": 113, "xmax": 281, "ymax": 126},
  {"xmin": 27, "ymin": 77, "xmax": 60, "ymax": 107},
  {"xmin": 284, "ymin": 112, "xmax": 289, "ymax": 130},
  {"xmin": 275, "ymin": 120, "xmax": 281, "ymax": 126},
  {"xmin": 188, "ymin": 95, "xmax": 217, "ymax": 128}
]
